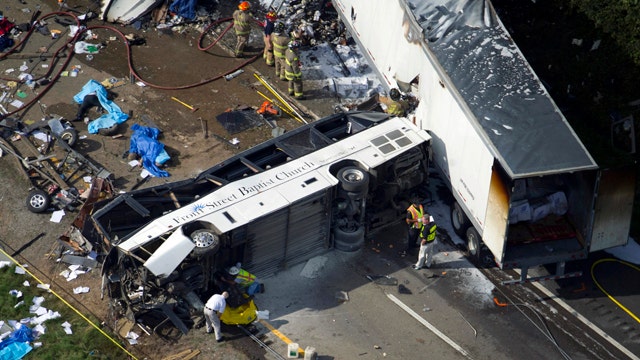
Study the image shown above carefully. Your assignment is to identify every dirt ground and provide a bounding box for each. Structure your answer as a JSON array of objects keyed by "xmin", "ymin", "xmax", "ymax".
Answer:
[{"xmin": 0, "ymin": 0, "xmax": 336, "ymax": 359}]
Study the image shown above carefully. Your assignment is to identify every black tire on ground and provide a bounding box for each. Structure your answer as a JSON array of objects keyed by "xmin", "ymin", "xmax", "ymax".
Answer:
[
  {"xmin": 451, "ymin": 202, "xmax": 471, "ymax": 237},
  {"xmin": 26, "ymin": 189, "xmax": 50, "ymax": 213},
  {"xmin": 337, "ymin": 167, "xmax": 369, "ymax": 193},
  {"xmin": 98, "ymin": 123, "xmax": 119, "ymax": 136},
  {"xmin": 465, "ymin": 226, "xmax": 482, "ymax": 263},
  {"xmin": 189, "ymin": 229, "xmax": 221, "ymax": 256},
  {"xmin": 60, "ymin": 128, "xmax": 78, "ymax": 148},
  {"xmin": 334, "ymin": 225, "xmax": 365, "ymax": 252}
]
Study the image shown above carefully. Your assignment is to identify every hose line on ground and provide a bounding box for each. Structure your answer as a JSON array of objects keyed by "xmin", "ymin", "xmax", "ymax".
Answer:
[{"xmin": 590, "ymin": 258, "xmax": 640, "ymax": 324}]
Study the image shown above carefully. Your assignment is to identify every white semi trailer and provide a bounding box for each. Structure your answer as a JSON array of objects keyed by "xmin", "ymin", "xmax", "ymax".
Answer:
[{"xmin": 334, "ymin": 0, "xmax": 635, "ymax": 283}]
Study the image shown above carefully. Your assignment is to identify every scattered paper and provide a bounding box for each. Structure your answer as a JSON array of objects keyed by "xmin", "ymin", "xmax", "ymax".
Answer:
[
  {"xmin": 140, "ymin": 169, "xmax": 151, "ymax": 178},
  {"xmin": 9, "ymin": 290, "xmax": 23, "ymax": 298},
  {"xmin": 62, "ymin": 321, "xmax": 73, "ymax": 335},
  {"xmin": 230, "ymin": 138, "xmax": 240, "ymax": 145},
  {"xmin": 73, "ymin": 287, "xmax": 90, "ymax": 294},
  {"xmin": 128, "ymin": 160, "xmax": 140, "ymax": 167},
  {"xmin": 36, "ymin": 284, "xmax": 50, "ymax": 291},
  {"xmin": 14, "ymin": 300, "xmax": 24, "ymax": 308},
  {"xmin": 126, "ymin": 331, "xmax": 139, "ymax": 345},
  {"xmin": 50, "ymin": 209, "xmax": 65, "ymax": 223},
  {"xmin": 15, "ymin": 266, "xmax": 26, "ymax": 275},
  {"xmin": 32, "ymin": 296, "xmax": 45, "ymax": 306},
  {"xmin": 10, "ymin": 99, "xmax": 24, "ymax": 108},
  {"xmin": 0, "ymin": 261, "xmax": 10, "ymax": 269},
  {"xmin": 22, "ymin": 280, "xmax": 30, "ymax": 287},
  {"xmin": 83, "ymin": 176, "xmax": 92, "ymax": 183}
]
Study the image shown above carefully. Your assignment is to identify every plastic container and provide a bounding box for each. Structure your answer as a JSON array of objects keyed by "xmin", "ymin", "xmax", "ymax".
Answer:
[{"xmin": 287, "ymin": 343, "xmax": 299, "ymax": 358}]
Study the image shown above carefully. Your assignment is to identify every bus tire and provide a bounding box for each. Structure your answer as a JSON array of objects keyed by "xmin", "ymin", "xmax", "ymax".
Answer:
[
  {"xmin": 334, "ymin": 225, "xmax": 365, "ymax": 252},
  {"xmin": 189, "ymin": 229, "xmax": 221, "ymax": 256},
  {"xmin": 337, "ymin": 167, "xmax": 369, "ymax": 193},
  {"xmin": 451, "ymin": 202, "xmax": 471, "ymax": 237}
]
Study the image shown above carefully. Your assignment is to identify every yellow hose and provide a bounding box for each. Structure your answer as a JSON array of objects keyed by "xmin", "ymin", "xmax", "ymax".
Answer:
[{"xmin": 591, "ymin": 258, "xmax": 640, "ymax": 324}]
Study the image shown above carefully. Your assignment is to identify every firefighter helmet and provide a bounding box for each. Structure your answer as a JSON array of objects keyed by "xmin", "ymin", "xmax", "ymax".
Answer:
[
  {"xmin": 288, "ymin": 40, "xmax": 301, "ymax": 49},
  {"xmin": 390, "ymin": 88, "xmax": 401, "ymax": 101},
  {"xmin": 266, "ymin": 11, "xmax": 277, "ymax": 21},
  {"xmin": 238, "ymin": 1, "xmax": 250, "ymax": 11},
  {"xmin": 274, "ymin": 22, "xmax": 285, "ymax": 33}
]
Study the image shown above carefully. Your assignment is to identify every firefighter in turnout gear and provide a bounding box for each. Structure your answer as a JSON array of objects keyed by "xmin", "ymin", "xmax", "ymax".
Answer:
[
  {"xmin": 262, "ymin": 11, "xmax": 277, "ymax": 66},
  {"xmin": 285, "ymin": 40, "xmax": 304, "ymax": 99},
  {"xmin": 233, "ymin": 1, "xmax": 253, "ymax": 58},
  {"xmin": 272, "ymin": 22, "xmax": 289, "ymax": 80}
]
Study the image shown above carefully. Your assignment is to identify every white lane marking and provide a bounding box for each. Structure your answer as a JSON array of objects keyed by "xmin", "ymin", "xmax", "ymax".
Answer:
[
  {"xmin": 387, "ymin": 293, "xmax": 473, "ymax": 359},
  {"xmin": 516, "ymin": 270, "xmax": 640, "ymax": 360}
]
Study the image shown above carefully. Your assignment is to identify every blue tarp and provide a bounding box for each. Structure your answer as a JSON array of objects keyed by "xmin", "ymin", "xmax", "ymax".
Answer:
[
  {"xmin": 129, "ymin": 124, "xmax": 170, "ymax": 177},
  {"xmin": 73, "ymin": 80, "xmax": 129, "ymax": 134},
  {"xmin": 0, "ymin": 325, "xmax": 33, "ymax": 360},
  {"xmin": 169, "ymin": 0, "xmax": 197, "ymax": 20}
]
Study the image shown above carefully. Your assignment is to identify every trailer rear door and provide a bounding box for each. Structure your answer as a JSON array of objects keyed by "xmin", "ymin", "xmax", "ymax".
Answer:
[{"xmin": 589, "ymin": 167, "xmax": 636, "ymax": 252}]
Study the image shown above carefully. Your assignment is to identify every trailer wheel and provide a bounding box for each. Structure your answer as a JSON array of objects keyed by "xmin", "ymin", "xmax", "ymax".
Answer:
[
  {"xmin": 26, "ymin": 189, "xmax": 50, "ymax": 213},
  {"xmin": 451, "ymin": 202, "xmax": 471, "ymax": 237},
  {"xmin": 334, "ymin": 225, "xmax": 365, "ymax": 252},
  {"xmin": 189, "ymin": 229, "xmax": 221, "ymax": 256},
  {"xmin": 60, "ymin": 128, "xmax": 78, "ymax": 148},
  {"xmin": 465, "ymin": 227, "xmax": 481, "ymax": 262},
  {"xmin": 98, "ymin": 123, "xmax": 119, "ymax": 136},
  {"xmin": 337, "ymin": 167, "xmax": 369, "ymax": 193}
]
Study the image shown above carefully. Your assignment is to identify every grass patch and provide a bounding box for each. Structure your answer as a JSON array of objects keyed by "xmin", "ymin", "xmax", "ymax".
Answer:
[{"xmin": 0, "ymin": 264, "xmax": 130, "ymax": 359}]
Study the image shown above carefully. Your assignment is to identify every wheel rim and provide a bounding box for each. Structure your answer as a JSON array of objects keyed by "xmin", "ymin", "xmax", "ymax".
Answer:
[
  {"xmin": 191, "ymin": 231, "xmax": 217, "ymax": 248},
  {"xmin": 452, "ymin": 207, "xmax": 462, "ymax": 230},
  {"xmin": 467, "ymin": 232, "xmax": 478, "ymax": 256},
  {"xmin": 61, "ymin": 132, "xmax": 73, "ymax": 144},
  {"xmin": 29, "ymin": 194, "xmax": 47, "ymax": 208},
  {"xmin": 342, "ymin": 168, "xmax": 364, "ymax": 183}
]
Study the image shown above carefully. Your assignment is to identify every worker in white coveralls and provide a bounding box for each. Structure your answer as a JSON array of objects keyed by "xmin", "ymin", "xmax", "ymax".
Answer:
[
  {"xmin": 204, "ymin": 291, "xmax": 229, "ymax": 342},
  {"xmin": 413, "ymin": 214, "xmax": 437, "ymax": 270}
]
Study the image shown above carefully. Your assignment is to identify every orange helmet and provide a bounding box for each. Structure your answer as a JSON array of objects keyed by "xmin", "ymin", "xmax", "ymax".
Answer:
[
  {"xmin": 266, "ymin": 11, "xmax": 277, "ymax": 21},
  {"xmin": 238, "ymin": 1, "xmax": 250, "ymax": 11}
]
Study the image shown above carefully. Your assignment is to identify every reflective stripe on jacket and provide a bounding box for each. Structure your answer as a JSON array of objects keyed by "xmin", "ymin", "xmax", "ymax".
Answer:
[
  {"xmin": 421, "ymin": 223, "xmax": 437, "ymax": 242},
  {"xmin": 406, "ymin": 204, "xmax": 424, "ymax": 229},
  {"xmin": 272, "ymin": 33, "xmax": 289, "ymax": 58},
  {"xmin": 285, "ymin": 49, "xmax": 302, "ymax": 80},
  {"xmin": 233, "ymin": 10, "xmax": 252, "ymax": 35},
  {"xmin": 234, "ymin": 269, "xmax": 256, "ymax": 286}
]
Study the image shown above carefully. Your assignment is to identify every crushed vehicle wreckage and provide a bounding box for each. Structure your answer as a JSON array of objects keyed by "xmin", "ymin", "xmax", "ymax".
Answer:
[{"xmin": 78, "ymin": 111, "xmax": 431, "ymax": 338}]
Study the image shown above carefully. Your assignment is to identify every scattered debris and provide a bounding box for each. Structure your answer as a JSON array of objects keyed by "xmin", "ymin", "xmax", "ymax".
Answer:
[{"xmin": 335, "ymin": 291, "xmax": 349, "ymax": 303}]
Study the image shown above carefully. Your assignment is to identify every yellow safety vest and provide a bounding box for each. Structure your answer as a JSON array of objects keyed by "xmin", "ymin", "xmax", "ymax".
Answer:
[
  {"xmin": 234, "ymin": 269, "xmax": 256, "ymax": 286},
  {"xmin": 386, "ymin": 100, "xmax": 405, "ymax": 116},
  {"xmin": 406, "ymin": 204, "xmax": 424, "ymax": 229},
  {"xmin": 421, "ymin": 223, "xmax": 437, "ymax": 242}
]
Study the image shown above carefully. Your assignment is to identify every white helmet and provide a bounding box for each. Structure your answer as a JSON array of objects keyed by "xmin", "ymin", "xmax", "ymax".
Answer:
[{"xmin": 228, "ymin": 266, "xmax": 240, "ymax": 275}]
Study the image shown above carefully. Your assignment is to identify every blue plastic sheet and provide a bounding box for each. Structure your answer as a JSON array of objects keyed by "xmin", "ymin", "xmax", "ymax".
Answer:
[
  {"xmin": 73, "ymin": 80, "xmax": 129, "ymax": 134},
  {"xmin": 129, "ymin": 124, "xmax": 170, "ymax": 177},
  {"xmin": 169, "ymin": 0, "xmax": 197, "ymax": 20},
  {"xmin": 0, "ymin": 325, "xmax": 33, "ymax": 360}
]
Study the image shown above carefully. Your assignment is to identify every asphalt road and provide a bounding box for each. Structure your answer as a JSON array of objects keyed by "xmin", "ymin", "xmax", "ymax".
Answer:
[{"xmin": 248, "ymin": 173, "xmax": 640, "ymax": 360}]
